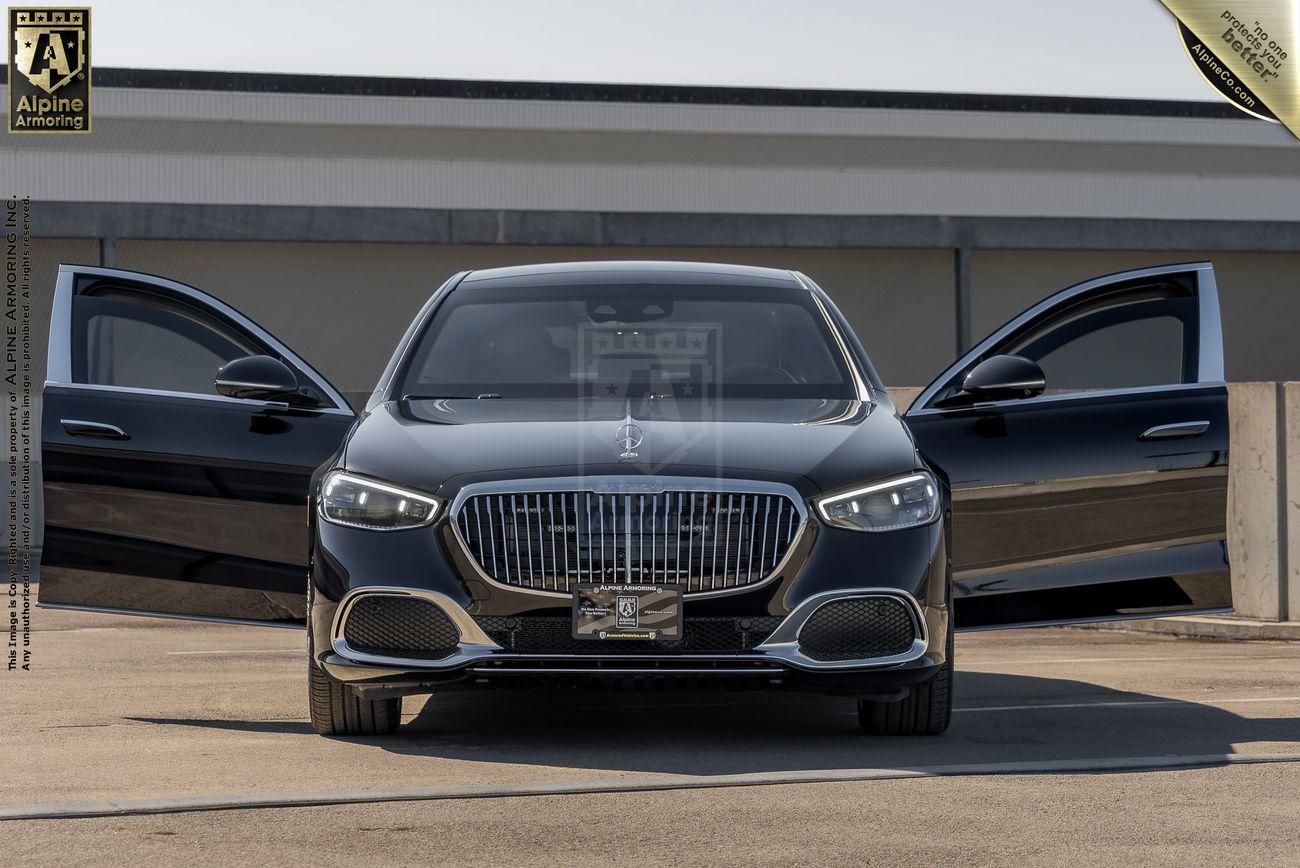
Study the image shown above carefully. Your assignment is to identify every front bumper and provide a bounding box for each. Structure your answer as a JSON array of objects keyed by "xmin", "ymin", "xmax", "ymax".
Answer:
[
  {"xmin": 310, "ymin": 479, "xmax": 951, "ymax": 696},
  {"xmin": 326, "ymin": 584, "xmax": 928, "ymax": 675}
]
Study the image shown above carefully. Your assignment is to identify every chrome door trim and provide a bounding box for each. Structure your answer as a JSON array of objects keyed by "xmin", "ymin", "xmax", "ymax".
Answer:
[
  {"xmin": 330, "ymin": 587, "xmax": 501, "ymax": 668},
  {"xmin": 908, "ymin": 261, "xmax": 1222, "ymax": 415},
  {"xmin": 1139, "ymin": 420, "xmax": 1211, "ymax": 440},
  {"xmin": 903, "ymin": 381, "xmax": 1227, "ymax": 418},
  {"xmin": 447, "ymin": 475, "xmax": 810, "ymax": 601},
  {"xmin": 46, "ymin": 263, "xmax": 354, "ymax": 414},
  {"xmin": 45, "ymin": 380, "xmax": 355, "ymax": 416},
  {"xmin": 59, "ymin": 418, "xmax": 129, "ymax": 439}
]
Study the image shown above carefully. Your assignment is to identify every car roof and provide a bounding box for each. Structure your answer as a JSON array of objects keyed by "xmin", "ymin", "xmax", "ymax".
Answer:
[{"xmin": 459, "ymin": 260, "xmax": 804, "ymax": 288}]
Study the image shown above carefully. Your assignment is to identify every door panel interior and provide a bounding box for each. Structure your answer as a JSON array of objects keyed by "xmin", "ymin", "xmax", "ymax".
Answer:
[
  {"xmin": 905, "ymin": 262, "xmax": 1231, "ymax": 630},
  {"xmin": 38, "ymin": 265, "xmax": 354, "ymax": 626}
]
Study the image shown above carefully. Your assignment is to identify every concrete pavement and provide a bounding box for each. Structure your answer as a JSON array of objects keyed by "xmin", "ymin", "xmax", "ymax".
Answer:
[{"xmin": 3, "ymin": 606, "xmax": 1298, "ymax": 864}]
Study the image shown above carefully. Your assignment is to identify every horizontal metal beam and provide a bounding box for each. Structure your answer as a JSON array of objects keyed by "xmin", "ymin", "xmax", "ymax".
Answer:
[
  {"xmin": 0, "ymin": 66, "xmax": 1248, "ymax": 120},
  {"xmin": 28, "ymin": 202, "xmax": 1300, "ymax": 252}
]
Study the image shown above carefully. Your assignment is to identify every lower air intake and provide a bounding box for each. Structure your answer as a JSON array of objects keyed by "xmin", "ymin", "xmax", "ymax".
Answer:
[
  {"xmin": 475, "ymin": 615, "xmax": 782, "ymax": 654},
  {"xmin": 796, "ymin": 596, "xmax": 918, "ymax": 662},
  {"xmin": 342, "ymin": 595, "xmax": 461, "ymax": 660}
]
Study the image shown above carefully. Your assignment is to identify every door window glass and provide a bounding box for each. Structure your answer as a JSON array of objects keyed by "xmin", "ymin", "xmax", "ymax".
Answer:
[
  {"xmin": 72, "ymin": 285, "xmax": 264, "ymax": 395},
  {"xmin": 997, "ymin": 290, "xmax": 1197, "ymax": 396}
]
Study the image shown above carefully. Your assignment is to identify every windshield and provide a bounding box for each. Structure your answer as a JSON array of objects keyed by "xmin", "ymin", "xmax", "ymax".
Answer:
[{"xmin": 397, "ymin": 283, "xmax": 857, "ymax": 400}]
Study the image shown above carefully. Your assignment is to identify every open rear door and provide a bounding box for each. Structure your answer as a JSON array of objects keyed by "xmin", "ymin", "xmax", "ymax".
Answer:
[
  {"xmin": 905, "ymin": 262, "xmax": 1231, "ymax": 630},
  {"xmin": 39, "ymin": 265, "xmax": 355, "ymax": 626}
]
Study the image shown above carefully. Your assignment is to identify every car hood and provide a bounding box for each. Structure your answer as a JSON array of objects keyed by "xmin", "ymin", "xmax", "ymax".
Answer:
[{"xmin": 342, "ymin": 397, "xmax": 921, "ymax": 499}]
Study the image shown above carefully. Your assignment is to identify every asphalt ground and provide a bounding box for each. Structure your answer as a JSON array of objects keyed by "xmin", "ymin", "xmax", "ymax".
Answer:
[{"xmin": 3, "ymin": 606, "xmax": 1298, "ymax": 865}]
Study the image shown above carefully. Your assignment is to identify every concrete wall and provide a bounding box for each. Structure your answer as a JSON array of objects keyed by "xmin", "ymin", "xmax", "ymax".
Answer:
[
  {"xmin": 7, "ymin": 81, "xmax": 1298, "ymax": 219},
  {"xmin": 25, "ymin": 241, "xmax": 1300, "ymax": 392},
  {"xmin": 110, "ymin": 241, "xmax": 956, "ymax": 393}
]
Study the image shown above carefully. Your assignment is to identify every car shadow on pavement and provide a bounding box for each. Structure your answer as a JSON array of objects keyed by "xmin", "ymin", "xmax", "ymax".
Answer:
[
  {"xmin": 126, "ymin": 717, "xmax": 315, "ymax": 735},
  {"xmin": 129, "ymin": 670, "xmax": 1300, "ymax": 776}
]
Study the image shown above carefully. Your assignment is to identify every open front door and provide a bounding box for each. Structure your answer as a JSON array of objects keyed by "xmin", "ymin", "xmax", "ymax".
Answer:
[
  {"xmin": 39, "ymin": 265, "xmax": 356, "ymax": 626},
  {"xmin": 905, "ymin": 262, "xmax": 1231, "ymax": 630}
]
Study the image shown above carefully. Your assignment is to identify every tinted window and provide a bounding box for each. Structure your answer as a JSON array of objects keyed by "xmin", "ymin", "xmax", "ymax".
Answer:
[
  {"xmin": 1003, "ymin": 291, "xmax": 1196, "ymax": 395},
  {"xmin": 400, "ymin": 284, "xmax": 856, "ymax": 399},
  {"xmin": 73, "ymin": 286, "xmax": 262, "ymax": 394},
  {"xmin": 1028, "ymin": 315, "xmax": 1184, "ymax": 392}
]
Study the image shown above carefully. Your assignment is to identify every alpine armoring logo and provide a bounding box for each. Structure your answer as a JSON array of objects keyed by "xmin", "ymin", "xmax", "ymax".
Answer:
[{"xmin": 8, "ymin": 7, "xmax": 91, "ymax": 133}]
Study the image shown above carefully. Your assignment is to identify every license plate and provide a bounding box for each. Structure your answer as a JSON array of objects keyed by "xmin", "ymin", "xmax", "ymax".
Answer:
[{"xmin": 572, "ymin": 583, "xmax": 683, "ymax": 641}]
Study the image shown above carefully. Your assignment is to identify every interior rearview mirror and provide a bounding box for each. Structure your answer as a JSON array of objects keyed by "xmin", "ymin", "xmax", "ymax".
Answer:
[
  {"xmin": 214, "ymin": 355, "xmax": 302, "ymax": 403},
  {"xmin": 961, "ymin": 354, "xmax": 1046, "ymax": 401}
]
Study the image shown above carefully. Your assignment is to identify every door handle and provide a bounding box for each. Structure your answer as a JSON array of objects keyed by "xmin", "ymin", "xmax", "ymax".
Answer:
[
  {"xmin": 1139, "ymin": 420, "xmax": 1210, "ymax": 441},
  {"xmin": 60, "ymin": 419, "xmax": 130, "ymax": 441}
]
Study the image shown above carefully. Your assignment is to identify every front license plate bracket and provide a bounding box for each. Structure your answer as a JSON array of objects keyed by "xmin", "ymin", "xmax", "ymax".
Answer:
[{"xmin": 572, "ymin": 583, "xmax": 683, "ymax": 640}]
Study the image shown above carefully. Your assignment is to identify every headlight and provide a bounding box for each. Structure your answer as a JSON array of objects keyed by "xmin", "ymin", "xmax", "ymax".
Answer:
[
  {"xmin": 816, "ymin": 472, "xmax": 940, "ymax": 532},
  {"xmin": 319, "ymin": 471, "xmax": 441, "ymax": 531}
]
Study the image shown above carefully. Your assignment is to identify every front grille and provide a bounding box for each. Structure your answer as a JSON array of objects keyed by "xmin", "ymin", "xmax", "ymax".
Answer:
[
  {"xmin": 797, "ymin": 596, "xmax": 918, "ymax": 662},
  {"xmin": 342, "ymin": 595, "xmax": 461, "ymax": 660},
  {"xmin": 476, "ymin": 615, "xmax": 783, "ymax": 654},
  {"xmin": 456, "ymin": 489, "xmax": 802, "ymax": 594}
]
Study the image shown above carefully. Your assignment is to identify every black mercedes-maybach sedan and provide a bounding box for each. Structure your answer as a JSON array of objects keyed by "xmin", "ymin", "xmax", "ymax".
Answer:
[{"xmin": 39, "ymin": 260, "xmax": 1232, "ymax": 737}]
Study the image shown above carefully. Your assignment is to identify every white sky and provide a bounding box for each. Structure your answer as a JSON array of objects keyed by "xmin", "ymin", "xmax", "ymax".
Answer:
[{"xmin": 87, "ymin": 0, "xmax": 1216, "ymax": 101}]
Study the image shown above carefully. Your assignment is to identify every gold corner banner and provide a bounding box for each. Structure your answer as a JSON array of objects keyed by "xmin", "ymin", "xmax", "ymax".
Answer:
[{"xmin": 1161, "ymin": 1, "xmax": 1298, "ymax": 137}]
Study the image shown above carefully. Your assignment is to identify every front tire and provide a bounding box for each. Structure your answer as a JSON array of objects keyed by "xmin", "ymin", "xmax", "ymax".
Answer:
[
  {"xmin": 308, "ymin": 658, "xmax": 402, "ymax": 736},
  {"xmin": 857, "ymin": 627, "xmax": 953, "ymax": 736}
]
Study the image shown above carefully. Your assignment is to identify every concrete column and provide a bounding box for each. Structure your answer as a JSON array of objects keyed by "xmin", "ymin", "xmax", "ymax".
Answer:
[
  {"xmin": 99, "ymin": 235, "xmax": 116, "ymax": 267},
  {"xmin": 1227, "ymin": 382, "xmax": 1284, "ymax": 620},
  {"xmin": 953, "ymin": 247, "xmax": 971, "ymax": 357},
  {"xmin": 1283, "ymin": 382, "xmax": 1300, "ymax": 620}
]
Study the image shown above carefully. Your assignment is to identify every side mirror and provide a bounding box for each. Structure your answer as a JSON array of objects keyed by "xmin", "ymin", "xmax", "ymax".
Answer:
[
  {"xmin": 961, "ymin": 354, "xmax": 1046, "ymax": 402},
  {"xmin": 215, "ymin": 355, "xmax": 302, "ymax": 402}
]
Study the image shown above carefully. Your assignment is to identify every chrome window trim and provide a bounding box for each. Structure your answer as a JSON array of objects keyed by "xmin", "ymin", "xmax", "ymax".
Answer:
[
  {"xmin": 330, "ymin": 587, "xmax": 501, "ymax": 668},
  {"xmin": 44, "ymin": 380, "xmax": 355, "ymax": 416},
  {"xmin": 45, "ymin": 264, "xmax": 354, "ymax": 415},
  {"xmin": 755, "ymin": 588, "xmax": 929, "ymax": 671},
  {"xmin": 1195, "ymin": 266, "xmax": 1225, "ymax": 383},
  {"xmin": 908, "ymin": 261, "xmax": 1222, "ymax": 415},
  {"xmin": 790, "ymin": 271, "xmax": 873, "ymax": 403},
  {"xmin": 447, "ymin": 475, "xmax": 810, "ymax": 601},
  {"xmin": 904, "ymin": 380, "xmax": 1226, "ymax": 418}
]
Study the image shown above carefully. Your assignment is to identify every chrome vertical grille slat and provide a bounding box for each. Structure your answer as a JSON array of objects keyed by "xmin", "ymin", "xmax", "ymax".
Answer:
[
  {"xmin": 712, "ymin": 493, "xmax": 722, "ymax": 589},
  {"xmin": 675, "ymin": 493, "xmax": 684, "ymax": 589},
  {"xmin": 455, "ymin": 483, "xmax": 803, "ymax": 595},
  {"xmin": 746, "ymin": 495, "xmax": 758, "ymax": 584}
]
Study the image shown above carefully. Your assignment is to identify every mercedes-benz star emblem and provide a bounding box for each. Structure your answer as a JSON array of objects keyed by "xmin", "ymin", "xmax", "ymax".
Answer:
[{"xmin": 615, "ymin": 422, "xmax": 643, "ymax": 460}]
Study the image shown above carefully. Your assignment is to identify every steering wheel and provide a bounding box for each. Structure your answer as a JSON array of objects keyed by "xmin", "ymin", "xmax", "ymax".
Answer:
[{"xmin": 720, "ymin": 362, "xmax": 801, "ymax": 385}]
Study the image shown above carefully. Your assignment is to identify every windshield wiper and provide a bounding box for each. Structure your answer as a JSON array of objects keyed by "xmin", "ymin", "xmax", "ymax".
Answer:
[{"xmin": 400, "ymin": 393, "xmax": 502, "ymax": 401}]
